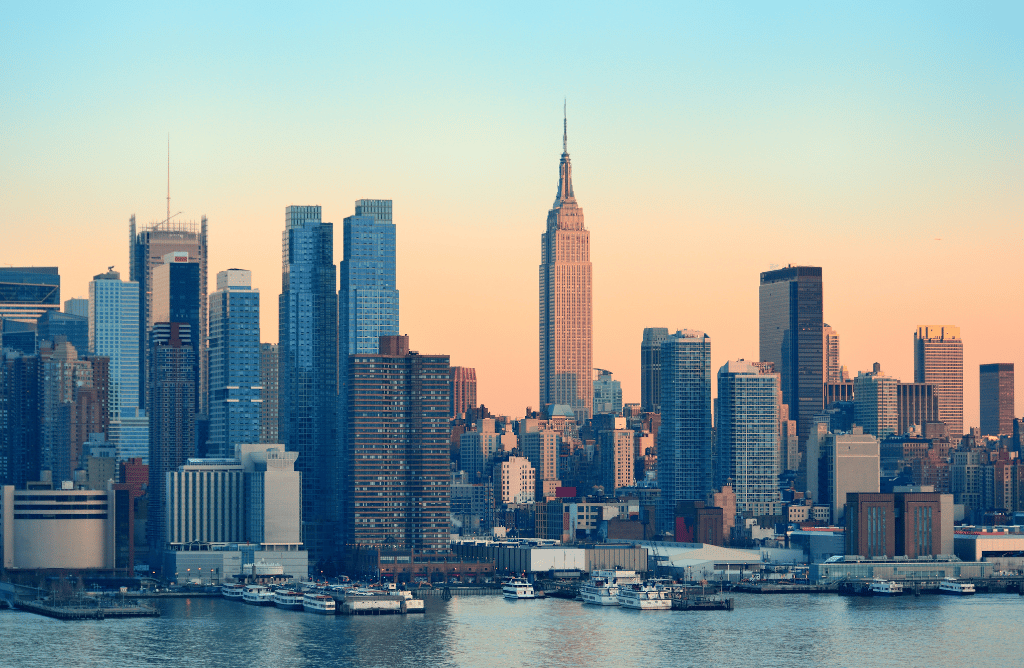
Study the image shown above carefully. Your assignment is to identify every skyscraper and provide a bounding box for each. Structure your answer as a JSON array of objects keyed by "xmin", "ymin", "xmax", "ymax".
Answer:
[
  {"xmin": 259, "ymin": 343, "xmax": 279, "ymax": 444},
  {"xmin": 130, "ymin": 215, "xmax": 208, "ymax": 412},
  {"xmin": 279, "ymin": 205, "xmax": 337, "ymax": 559},
  {"xmin": 641, "ymin": 327, "xmax": 669, "ymax": 413},
  {"xmin": 0, "ymin": 350, "xmax": 41, "ymax": 487},
  {"xmin": 914, "ymin": 326, "xmax": 963, "ymax": 437},
  {"xmin": 0, "ymin": 267, "xmax": 60, "ymax": 324},
  {"xmin": 151, "ymin": 253, "xmax": 201, "ymax": 413},
  {"xmin": 88, "ymin": 269, "xmax": 140, "ymax": 420},
  {"xmin": 450, "ymin": 366, "xmax": 477, "ymax": 418},
  {"xmin": 343, "ymin": 336, "xmax": 450, "ymax": 554},
  {"xmin": 592, "ymin": 368, "xmax": 622, "ymax": 416},
  {"xmin": 540, "ymin": 114, "xmax": 592, "ymax": 423},
  {"xmin": 207, "ymin": 269, "xmax": 261, "ymax": 458},
  {"xmin": 979, "ymin": 363, "xmax": 1014, "ymax": 437},
  {"xmin": 147, "ymin": 322, "xmax": 196, "ymax": 553},
  {"xmin": 657, "ymin": 330, "xmax": 712, "ymax": 533},
  {"xmin": 759, "ymin": 266, "xmax": 823, "ymax": 444},
  {"xmin": 715, "ymin": 360, "xmax": 781, "ymax": 516},
  {"xmin": 853, "ymin": 366, "xmax": 899, "ymax": 438},
  {"xmin": 823, "ymin": 324, "xmax": 842, "ymax": 384}
]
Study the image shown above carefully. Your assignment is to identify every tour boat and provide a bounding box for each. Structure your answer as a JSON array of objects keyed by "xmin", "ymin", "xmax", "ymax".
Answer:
[
  {"xmin": 303, "ymin": 592, "xmax": 337, "ymax": 614},
  {"xmin": 938, "ymin": 578, "xmax": 975, "ymax": 596},
  {"xmin": 617, "ymin": 584, "xmax": 672, "ymax": 610},
  {"xmin": 502, "ymin": 577, "xmax": 536, "ymax": 600},
  {"xmin": 868, "ymin": 578, "xmax": 904, "ymax": 596},
  {"xmin": 273, "ymin": 590, "xmax": 305, "ymax": 609},
  {"xmin": 221, "ymin": 584, "xmax": 245, "ymax": 600},
  {"xmin": 580, "ymin": 570, "xmax": 641, "ymax": 606},
  {"xmin": 242, "ymin": 584, "xmax": 275, "ymax": 606}
]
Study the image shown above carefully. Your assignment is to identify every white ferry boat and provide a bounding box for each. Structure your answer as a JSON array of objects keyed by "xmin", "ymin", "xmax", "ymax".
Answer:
[
  {"xmin": 617, "ymin": 585, "xmax": 672, "ymax": 610},
  {"xmin": 502, "ymin": 578, "xmax": 536, "ymax": 600},
  {"xmin": 221, "ymin": 584, "xmax": 245, "ymax": 600},
  {"xmin": 303, "ymin": 592, "xmax": 337, "ymax": 615},
  {"xmin": 938, "ymin": 577, "xmax": 976, "ymax": 596},
  {"xmin": 580, "ymin": 570, "xmax": 641, "ymax": 606},
  {"xmin": 242, "ymin": 584, "xmax": 275, "ymax": 606},
  {"xmin": 868, "ymin": 578, "xmax": 904, "ymax": 596},
  {"xmin": 273, "ymin": 590, "xmax": 305, "ymax": 609}
]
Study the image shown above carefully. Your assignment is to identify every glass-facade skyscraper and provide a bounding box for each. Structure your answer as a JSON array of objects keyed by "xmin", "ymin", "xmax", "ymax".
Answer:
[
  {"xmin": 759, "ymin": 266, "xmax": 823, "ymax": 444},
  {"xmin": 339, "ymin": 199, "xmax": 399, "ymax": 357},
  {"xmin": 715, "ymin": 360, "xmax": 781, "ymax": 516},
  {"xmin": 641, "ymin": 327, "xmax": 670, "ymax": 413},
  {"xmin": 88, "ymin": 269, "xmax": 139, "ymax": 420},
  {"xmin": 279, "ymin": 205, "xmax": 337, "ymax": 559},
  {"xmin": 657, "ymin": 329, "xmax": 712, "ymax": 533},
  {"xmin": 207, "ymin": 269, "xmax": 260, "ymax": 458}
]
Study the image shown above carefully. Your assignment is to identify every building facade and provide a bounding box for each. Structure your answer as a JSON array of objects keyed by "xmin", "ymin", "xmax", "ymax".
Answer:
[
  {"xmin": 450, "ymin": 366, "xmax": 477, "ymax": 418},
  {"xmin": 88, "ymin": 269, "xmax": 139, "ymax": 421},
  {"xmin": 853, "ymin": 367, "xmax": 899, "ymax": 438},
  {"xmin": 207, "ymin": 269, "xmax": 261, "ymax": 458},
  {"xmin": 259, "ymin": 343, "xmax": 279, "ymax": 444},
  {"xmin": 657, "ymin": 330, "xmax": 712, "ymax": 532},
  {"xmin": 823, "ymin": 324, "xmax": 842, "ymax": 384},
  {"xmin": 494, "ymin": 456, "xmax": 536, "ymax": 505},
  {"xmin": 914, "ymin": 326, "xmax": 963, "ymax": 438},
  {"xmin": 278, "ymin": 205, "xmax": 337, "ymax": 559},
  {"xmin": 640, "ymin": 327, "xmax": 669, "ymax": 413},
  {"xmin": 592, "ymin": 368, "xmax": 622, "ymax": 416},
  {"xmin": 759, "ymin": 266, "xmax": 823, "ymax": 444},
  {"xmin": 980, "ymin": 363, "xmax": 1014, "ymax": 437},
  {"xmin": 539, "ymin": 117, "xmax": 592, "ymax": 422}
]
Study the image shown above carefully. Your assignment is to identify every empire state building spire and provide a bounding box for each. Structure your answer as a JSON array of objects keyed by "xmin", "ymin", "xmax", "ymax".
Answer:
[{"xmin": 554, "ymin": 102, "xmax": 576, "ymax": 207}]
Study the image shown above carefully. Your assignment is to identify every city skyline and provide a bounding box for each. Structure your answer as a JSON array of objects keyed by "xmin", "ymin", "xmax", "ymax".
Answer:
[{"xmin": 3, "ymin": 3, "xmax": 1021, "ymax": 428}]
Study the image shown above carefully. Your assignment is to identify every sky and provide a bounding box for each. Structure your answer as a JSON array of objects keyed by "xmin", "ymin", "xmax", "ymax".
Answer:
[{"xmin": 2, "ymin": 2, "xmax": 1022, "ymax": 428}]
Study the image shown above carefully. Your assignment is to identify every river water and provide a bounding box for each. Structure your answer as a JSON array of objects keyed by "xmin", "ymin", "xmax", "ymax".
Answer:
[{"xmin": 2, "ymin": 592, "xmax": 1015, "ymax": 667}]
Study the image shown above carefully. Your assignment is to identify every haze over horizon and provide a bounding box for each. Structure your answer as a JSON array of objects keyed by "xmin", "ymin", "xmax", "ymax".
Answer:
[{"xmin": 3, "ymin": 2, "xmax": 1021, "ymax": 428}]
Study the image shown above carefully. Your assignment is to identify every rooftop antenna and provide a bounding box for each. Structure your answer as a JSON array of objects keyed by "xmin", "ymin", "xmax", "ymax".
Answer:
[
  {"xmin": 563, "ymin": 99, "xmax": 567, "ymax": 153},
  {"xmin": 166, "ymin": 134, "xmax": 170, "ymax": 227}
]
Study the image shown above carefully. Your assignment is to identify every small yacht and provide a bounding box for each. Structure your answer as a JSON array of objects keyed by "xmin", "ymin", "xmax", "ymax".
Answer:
[
  {"xmin": 303, "ymin": 592, "xmax": 337, "ymax": 614},
  {"xmin": 242, "ymin": 584, "xmax": 275, "ymax": 606},
  {"xmin": 502, "ymin": 577, "xmax": 536, "ymax": 600},
  {"xmin": 868, "ymin": 578, "xmax": 904, "ymax": 596},
  {"xmin": 617, "ymin": 584, "xmax": 672, "ymax": 610},
  {"xmin": 273, "ymin": 590, "xmax": 305, "ymax": 609},
  {"xmin": 221, "ymin": 584, "xmax": 245, "ymax": 601},
  {"xmin": 580, "ymin": 570, "xmax": 641, "ymax": 606},
  {"xmin": 938, "ymin": 577, "xmax": 976, "ymax": 596}
]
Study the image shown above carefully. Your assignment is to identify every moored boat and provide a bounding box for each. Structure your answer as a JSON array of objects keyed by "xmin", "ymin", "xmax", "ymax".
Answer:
[
  {"xmin": 303, "ymin": 592, "xmax": 337, "ymax": 614},
  {"xmin": 617, "ymin": 584, "xmax": 672, "ymax": 610},
  {"xmin": 938, "ymin": 578, "xmax": 975, "ymax": 596},
  {"xmin": 222, "ymin": 584, "xmax": 245, "ymax": 600},
  {"xmin": 868, "ymin": 578, "xmax": 904, "ymax": 596},
  {"xmin": 502, "ymin": 578, "xmax": 536, "ymax": 600},
  {"xmin": 273, "ymin": 590, "xmax": 305, "ymax": 609},
  {"xmin": 242, "ymin": 584, "xmax": 275, "ymax": 606},
  {"xmin": 580, "ymin": 570, "xmax": 641, "ymax": 606}
]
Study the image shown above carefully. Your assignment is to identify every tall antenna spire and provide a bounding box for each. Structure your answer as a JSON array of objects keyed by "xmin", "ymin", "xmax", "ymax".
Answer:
[
  {"xmin": 563, "ymin": 99, "xmax": 567, "ymax": 153},
  {"xmin": 166, "ymin": 133, "xmax": 171, "ymax": 227}
]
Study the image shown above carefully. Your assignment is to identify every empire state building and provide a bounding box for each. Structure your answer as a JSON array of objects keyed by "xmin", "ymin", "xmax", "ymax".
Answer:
[{"xmin": 539, "ymin": 113, "xmax": 592, "ymax": 422}]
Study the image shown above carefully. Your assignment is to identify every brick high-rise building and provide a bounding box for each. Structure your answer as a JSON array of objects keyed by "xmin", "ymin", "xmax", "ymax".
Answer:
[
  {"xmin": 343, "ymin": 336, "xmax": 450, "ymax": 554},
  {"xmin": 980, "ymin": 363, "xmax": 1014, "ymax": 437},
  {"xmin": 540, "ymin": 112, "xmax": 592, "ymax": 422},
  {"xmin": 914, "ymin": 326, "xmax": 963, "ymax": 438},
  {"xmin": 450, "ymin": 366, "xmax": 477, "ymax": 418}
]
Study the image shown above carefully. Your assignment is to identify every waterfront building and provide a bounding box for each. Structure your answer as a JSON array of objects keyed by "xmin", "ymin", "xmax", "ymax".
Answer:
[
  {"xmin": 278, "ymin": 205, "xmax": 337, "ymax": 559},
  {"xmin": 823, "ymin": 324, "xmax": 842, "ymax": 384},
  {"xmin": 130, "ymin": 215, "xmax": 208, "ymax": 413},
  {"xmin": 37, "ymin": 309, "xmax": 88, "ymax": 354},
  {"xmin": 715, "ymin": 360, "xmax": 781, "ymax": 516},
  {"xmin": 343, "ymin": 335, "xmax": 450, "ymax": 554},
  {"xmin": 844, "ymin": 492, "xmax": 953, "ymax": 558},
  {"xmin": 450, "ymin": 366, "xmax": 477, "ymax": 418},
  {"xmin": 88, "ymin": 268, "xmax": 139, "ymax": 421},
  {"xmin": 147, "ymin": 322, "xmax": 196, "ymax": 553},
  {"xmin": 207, "ymin": 269, "xmax": 261, "ymax": 458},
  {"xmin": 597, "ymin": 418, "xmax": 634, "ymax": 495},
  {"xmin": 896, "ymin": 382, "xmax": 939, "ymax": 435},
  {"xmin": 980, "ymin": 363, "xmax": 1014, "ymax": 437},
  {"xmin": 914, "ymin": 326, "xmax": 963, "ymax": 437},
  {"xmin": 640, "ymin": 327, "xmax": 670, "ymax": 413},
  {"xmin": 259, "ymin": 343, "xmax": 279, "ymax": 444},
  {"xmin": 166, "ymin": 458, "xmax": 245, "ymax": 545},
  {"xmin": 539, "ymin": 114, "xmax": 592, "ymax": 423},
  {"xmin": 592, "ymin": 368, "xmax": 622, "ymax": 416},
  {"xmin": 494, "ymin": 456, "xmax": 536, "ymax": 505},
  {"xmin": 853, "ymin": 365, "xmax": 899, "ymax": 438},
  {"xmin": 759, "ymin": 265, "xmax": 823, "ymax": 445},
  {"xmin": 657, "ymin": 330, "xmax": 713, "ymax": 533}
]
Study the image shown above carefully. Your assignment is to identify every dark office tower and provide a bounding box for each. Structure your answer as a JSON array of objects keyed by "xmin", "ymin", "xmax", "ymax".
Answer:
[
  {"xmin": 0, "ymin": 350, "xmax": 41, "ymax": 487},
  {"xmin": 641, "ymin": 327, "xmax": 670, "ymax": 413},
  {"xmin": 279, "ymin": 205, "xmax": 337, "ymax": 559},
  {"xmin": 344, "ymin": 336, "xmax": 450, "ymax": 553},
  {"xmin": 540, "ymin": 113, "xmax": 593, "ymax": 423},
  {"xmin": 0, "ymin": 267, "xmax": 61, "ymax": 354},
  {"xmin": 151, "ymin": 254, "xmax": 202, "ymax": 413},
  {"xmin": 759, "ymin": 266, "xmax": 824, "ymax": 444},
  {"xmin": 896, "ymin": 382, "xmax": 939, "ymax": 435},
  {"xmin": 207, "ymin": 270, "xmax": 261, "ymax": 458},
  {"xmin": 130, "ymin": 215, "xmax": 208, "ymax": 412},
  {"xmin": 259, "ymin": 343, "xmax": 279, "ymax": 444},
  {"xmin": 37, "ymin": 310, "xmax": 88, "ymax": 354},
  {"xmin": 914, "ymin": 326, "xmax": 963, "ymax": 437},
  {"xmin": 147, "ymin": 322, "xmax": 196, "ymax": 553},
  {"xmin": 657, "ymin": 330, "xmax": 712, "ymax": 534},
  {"xmin": 980, "ymin": 363, "xmax": 1014, "ymax": 437},
  {"xmin": 450, "ymin": 366, "xmax": 477, "ymax": 418}
]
